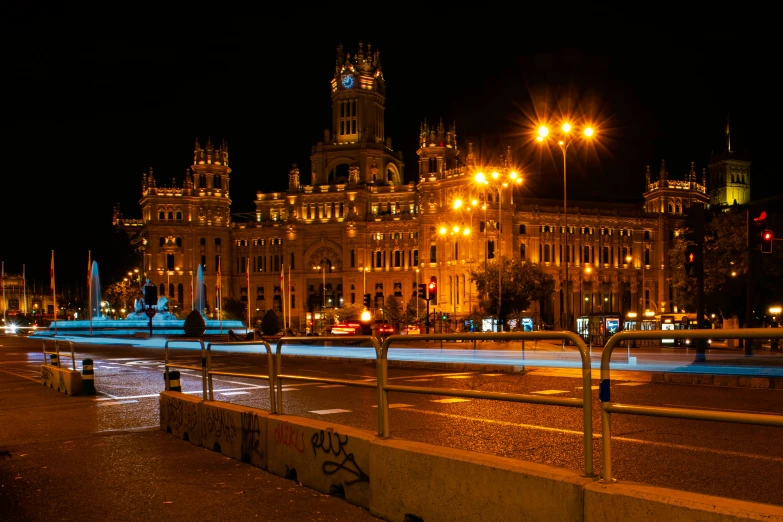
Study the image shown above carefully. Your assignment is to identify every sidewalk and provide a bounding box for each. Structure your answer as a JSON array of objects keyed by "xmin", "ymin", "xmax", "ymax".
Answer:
[{"xmin": 0, "ymin": 374, "xmax": 381, "ymax": 522}]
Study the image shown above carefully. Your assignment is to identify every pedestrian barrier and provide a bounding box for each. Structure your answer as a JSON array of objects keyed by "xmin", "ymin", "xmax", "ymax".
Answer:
[
  {"xmin": 274, "ymin": 336, "xmax": 382, "ymax": 422},
  {"xmin": 380, "ymin": 331, "xmax": 595, "ymax": 477},
  {"xmin": 203, "ymin": 340, "xmax": 275, "ymax": 408},
  {"xmin": 163, "ymin": 339, "xmax": 207, "ymax": 396},
  {"xmin": 40, "ymin": 339, "xmax": 83, "ymax": 395},
  {"xmin": 81, "ymin": 358, "xmax": 96, "ymax": 395},
  {"xmin": 599, "ymin": 327, "xmax": 783, "ymax": 484}
]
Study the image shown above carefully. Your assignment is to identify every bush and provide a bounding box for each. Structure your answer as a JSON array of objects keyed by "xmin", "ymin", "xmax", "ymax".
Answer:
[
  {"xmin": 260, "ymin": 309, "xmax": 280, "ymax": 336},
  {"xmin": 183, "ymin": 309, "xmax": 206, "ymax": 337}
]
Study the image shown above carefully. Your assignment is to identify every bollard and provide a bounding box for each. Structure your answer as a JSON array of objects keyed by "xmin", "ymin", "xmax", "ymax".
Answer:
[
  {"xmin": 81, "ymin": 358, "xmax": 96, "ymax": 395},
  {"xmin": 165, "ymin": 370, "xmax": 181, "ymax": 392},
  {"xmin": 49, "ymin": 353, "xmax": 59, "ymax": 367}
]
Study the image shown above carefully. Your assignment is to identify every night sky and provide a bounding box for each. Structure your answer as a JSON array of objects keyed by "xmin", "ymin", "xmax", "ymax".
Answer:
[{"xmin": 0, "ymin": 8, "xmax": 775, "ymax": 288}]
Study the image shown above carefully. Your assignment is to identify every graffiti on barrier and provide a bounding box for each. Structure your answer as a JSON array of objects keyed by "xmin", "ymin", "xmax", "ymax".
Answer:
[
  {"xmin": 240, "ymin": 412, "xmax": 264, "ymax": 462},
  {"xmin": 311, "ymin": 429, "xmax": 369, "ymax": 485},
  {"xmin": 273, "ymin": 421, "xmax": 306, "ymax": 454},
  {"xmin": 41, "ymin": 366, "xmax": 54, "ymax": 383},
  {"xmin": 204, "ymin": 407, "xmax": 237, "ymax": 444},
  {"xmin": 166, "ymin": 399, "xmax": 198, "ymax": 433}
]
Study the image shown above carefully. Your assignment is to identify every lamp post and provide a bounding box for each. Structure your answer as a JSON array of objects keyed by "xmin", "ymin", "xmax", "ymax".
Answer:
[
  {"xmin": 625, "ymin": 255, "xmax": 647, "ymax": 320},
  {"xmin": 474, "ymin": 170, "xmax": 522, "ymax": 331},
  {"xmin": 537, "ymin": 122, "xmax": 595, "ymax": 332},
  {"xmin": 453, "ymin": 198, "xmax": 480, "ymax": 320}
]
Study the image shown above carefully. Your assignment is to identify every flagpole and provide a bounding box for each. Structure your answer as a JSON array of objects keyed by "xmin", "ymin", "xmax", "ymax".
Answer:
[
  {"xmin": 246, "ymin": 258, "xmax": 251, "ymax": 334},
  {"xmin": 281, "ymin": 265, "xmax": 286, "ymax": 332},
  {"xmin": 88, "ymin": 251, "xmax": 92, "ymax": 335},
  {"xmin": 190, "ymin": 271, "xmax": 194, "ymax": 311},
  {"xmin": 51, "ymin": 251, "xmax": 57, "ymax": 336},
  {"xmin": 22, "ymin": 264, "xmax": 27, "ymax": 315},
  {"xmin": 288, "ymin": 265, "xmax": 292, "ymax": 332},
  {"xmin": 2, "ymin": 261, "xmax": 5, "ymax": 323},
  {"xmin": 218, "ymin": 256, "xmax": 222, "ymax": 335}
]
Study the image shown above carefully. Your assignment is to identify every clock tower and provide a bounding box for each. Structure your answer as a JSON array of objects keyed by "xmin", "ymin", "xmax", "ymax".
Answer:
[{"xmin": 310, "ymin": 43, "xmax": 403, "ymax": 186}]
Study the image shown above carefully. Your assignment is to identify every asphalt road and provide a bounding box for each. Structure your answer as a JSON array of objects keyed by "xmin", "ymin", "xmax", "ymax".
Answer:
[{"xmin": 2, "ymin": 335, "xmax": 782, "ymax": 508}]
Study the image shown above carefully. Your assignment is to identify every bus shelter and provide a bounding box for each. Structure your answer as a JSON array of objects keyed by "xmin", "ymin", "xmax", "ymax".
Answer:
[{"xmin": 577, "ymin": 313, "xmax": 621, "ymax": 347}]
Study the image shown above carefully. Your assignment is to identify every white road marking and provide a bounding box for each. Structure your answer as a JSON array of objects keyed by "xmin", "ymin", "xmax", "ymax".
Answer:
[
  {"xmin": 98, "ymin": 400, "xmax": 139, "ymax": 406},
  {"xmin": 431, "ymin": 398, "xmax": 470, "ymax": 404},
  {"xmin": 617, "ymin": 382, "xmax": 647, "ymax": 386},
  {"xmin": 372, "ymin": 404, "xmax": 413, "ymax": 409},
  {"xmin": 96, "ymin": 394, "xmax": 159, "ymax": 401},
  {"xmin": 445, "ymin": 375, "xmax": 471, "ymax": 379},
  {"xmin": 531, "ymin": 390, "xmax": 569, "ymax": 395},
  {"xmin": 405, "ymin": 378, "xmax": 434, "ymax": 382},
  {"xmin": 220, "ymin": 391, "xmax": 250, "ymax": 396},
  {"xmin": 317, "ymin": 384, "xmax": 346, "ymax": 388},
  {"xmin": 483, "ymin": 373, "xmax": 503, "ymax": 376},
  {"xmin": 310, "ymin": 409, "xmax": 352, "ymax": 415}
]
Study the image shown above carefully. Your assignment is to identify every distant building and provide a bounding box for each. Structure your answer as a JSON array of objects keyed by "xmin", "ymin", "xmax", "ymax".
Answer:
[
  {"xmin": 708, "ymin": 119, "xmax": 751, "ymax": 207},
  {"xmin": 114, "ymin": 44, "xmax": 719, "ymax": 332}
]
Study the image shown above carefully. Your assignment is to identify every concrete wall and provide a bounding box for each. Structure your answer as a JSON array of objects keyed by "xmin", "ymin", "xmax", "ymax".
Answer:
[
  {"xmin": 40, "ymin": 365, "xmax": 83, "ymax": 396},
  {"xmin": 159, "ymin": 392, "xmax": 783, "ymax": 522}
]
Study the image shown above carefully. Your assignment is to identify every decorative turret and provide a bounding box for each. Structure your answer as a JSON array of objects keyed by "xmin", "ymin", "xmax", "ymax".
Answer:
[
  {"xmin": 417, "ymin": 117, "xmax": 460, "ymax": 180},
  {"xmin": 708, "ymin": 117, "xmax": 751, "ymax": 207},
  {"xmin": 688, "ymin": 162, "xmax": 696, "ymax": 182},
  {"xmin": 643, "ymin": 160, "xmax": 708, "ymax": 214},
  {"xmin": 147, "ymin": 167, "xmax": 156, "ymax": 189},
  {"xmin": 659, "ymin": 159, "xmax": 667, "ymax": 181},
  {"xmin": 645, "ymin": 165, "xmax": 651, "ymax": 186},
  {"xmin": 466, "ymin": 143, "xmax": 476, "ymax": 167},
  {"xmin": 194, "ymin": 137, "xmax": 229, "ymax": 166},
  {"xmin": 419, "ymin": 118, "xmax": 458, "ymax": 149},
  {"xmin": 331, "ymin": 43, "xmax": 386, "ymax": 145},
  {"xmin": 288, "ymin": 164, "xmax": 300, "ymax": 192}
]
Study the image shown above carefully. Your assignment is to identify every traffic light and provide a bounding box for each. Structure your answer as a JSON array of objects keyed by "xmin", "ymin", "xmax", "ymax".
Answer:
[
  {"xmin": 363, "ymin": 293, "xmax": 371, "ymax": 307},
  {"xmin": 417, "ymin": 283, "xmax": 427, "ymax": 300},
  {"xmin": 761, "ymin": 230, "xmax": 773, "ymax": 253},
  {"xmin": 441, "ymin": 313, "xmax": 447, "ymax": 321},
  {"xmin": 684, "ymin": 244, "xmax": 699, "ymax": 278},
  {"xmin": 427, "ymin": 278, "xmax": 437, "ymax": 301}
]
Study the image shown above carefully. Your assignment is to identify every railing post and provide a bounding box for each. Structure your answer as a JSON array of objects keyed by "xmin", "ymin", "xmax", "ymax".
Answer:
[
  {"xmin": 264, "ymin": 341, "xmax": 276, "ymax": 414},
  {"xmin": 275, "ymin": 339, "xmax": 284, "ymax": 414},
  {"xmin": 200, "ymin": 340, "xmax": 207, "ymax": 399},
  {"xmin": 206, "ymin": 343, "xmax": 214, "ymax": 401}
]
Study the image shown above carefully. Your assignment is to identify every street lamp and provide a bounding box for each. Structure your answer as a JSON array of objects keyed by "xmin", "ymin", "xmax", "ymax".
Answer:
[
  {"xmin": 537, "ymin": 122, "xmax": 595, "ymax": 331},
  {"xmin": 474, "ymin": 169, "xmax": 522, "ymax": 331},
  {"xmin": 626, "ymin": 255, "xmax": 647, "ymax": 319},
  {"xmin": 313, "ymin": 264, "xmax": 330, "ymax": 310},
  {"xmin": 453, "ymin": 198, "xmax": 480, "ymax": 318}
]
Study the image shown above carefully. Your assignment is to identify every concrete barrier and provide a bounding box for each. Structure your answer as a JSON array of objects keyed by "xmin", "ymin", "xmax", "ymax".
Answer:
[
  {"xmin": 267, "ymin": 415, "xmax": 372, "ymax": 507},
  {"xmin": 370, "ymin": 437, "xmax": 589, "ymax": 522},
  {"xmin": 40, "ymin": 365, "xmax": 83, "ymax": 396},
  {"xmin": 201, "ymin": 401, "xmax": 268, "ymax": 469},
  {"xmin": 584, "ymin": 481, "xmax": 783, "ymax": 521},
  {"xmin": 159, "ymin": 393, "xmax": 783, "ymax": 521},
  {"xmin": 159, "ymin": 391, "xmax": 202, "ymax": 446}
]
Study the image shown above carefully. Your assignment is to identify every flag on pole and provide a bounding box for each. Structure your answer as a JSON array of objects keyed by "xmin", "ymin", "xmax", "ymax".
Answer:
[
  {"xmin": 288, "ymin": 265, "xmax": 292, "ymax": 332},
  {"xmin": 280, "ymin": 265, "xmax": 286, "ymax": 330},
  {"xmin": 88, "ymin": 251, "xmax": 92, "ymax": 335},
  {"xmin": 51, "ymin": 250, "xmax": 57, "ymax": 333}
]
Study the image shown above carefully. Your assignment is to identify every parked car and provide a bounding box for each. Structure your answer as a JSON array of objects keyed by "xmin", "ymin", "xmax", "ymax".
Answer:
[
  {"xmin": 403, "ymin": 324, "xmax": 421, "ymax": 335},
  {"xmin": 377, "ymin": 323, "xmax": 395, "ymax": 337}
]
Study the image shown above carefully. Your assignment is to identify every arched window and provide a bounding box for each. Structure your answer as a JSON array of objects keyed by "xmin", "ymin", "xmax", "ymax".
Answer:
[
  {"xmin": 159, "ymin": 211, "xmax": 165, "ymax": 220},
  {"xmin": 176, "ymin": 211, "xmax": 182, "ymax": 220},
  {"xmin": 518, "ymin": 224, "xmax": 527, "ymax": 235}
]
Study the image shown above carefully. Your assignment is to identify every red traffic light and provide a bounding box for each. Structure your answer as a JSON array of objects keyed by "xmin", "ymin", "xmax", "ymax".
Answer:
[
  {"xmin": 763, "ymin": 231, "xmax": 772, "ymax": 241},
  {"xmin": 754, "ymin": 211, "xmax": 767, "ymax": 223},
  {"xmin": 428, "ymin": 282, "xmax": 436, "ymax": 290},
  {"xmin": 688, "ymin": 252, "xmax": 695, "ymax": 263}
]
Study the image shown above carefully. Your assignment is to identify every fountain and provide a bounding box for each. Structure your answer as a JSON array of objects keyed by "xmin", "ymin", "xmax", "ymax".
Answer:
[{"xmin": 43, "ymin": 262, "xmax": 246, "ymax": 337}]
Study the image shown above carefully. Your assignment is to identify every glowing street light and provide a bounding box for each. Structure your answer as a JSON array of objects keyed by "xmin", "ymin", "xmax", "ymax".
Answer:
[{"xmin": 537, "ymin": 121, "xmax": 596, "ymax": 331}]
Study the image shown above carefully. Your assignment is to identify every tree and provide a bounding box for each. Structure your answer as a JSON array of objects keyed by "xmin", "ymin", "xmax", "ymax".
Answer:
[
  {"xmin": 469, "ymin": 256, "xmax": 554, "ymax": 320},
  {"xmin": 670, "ymin": 206, "xmax": 783, "ymax": 320},
  {"xmin": 323, "ymin": 302, "xmax": 364, "ymax": 324},
  {"xmin": 221, "ymin": 297, "xmax": 247, "ymax": 323},
  {"xmin": 404, "ymin": 297, "xmax": 428, "ymax": 324},
  {"xmin": 260, "ymin": 309, "xmax": 280, "ymax": 335},
  {"xmin": 381, "ymin": 296, "xmax": 403, "ymax": 328},
  {"xmin": 101, "ymin": 281, "xmax": 138, "ymax": 318}
]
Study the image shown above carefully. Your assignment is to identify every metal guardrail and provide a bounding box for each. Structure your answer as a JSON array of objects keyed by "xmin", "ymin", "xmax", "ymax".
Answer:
[
  {"xmin": 163, "ymin": 339, "xmax": 208, "ymax": 398},
  {"xmin": 599, "ymin": 328, "xmax": 783, "ymax": 483},
  {"xmin": 41, "ymin": 339, "xmax": 77, "ymax": 371},
  {"xmin": 274, "ymin": 336, "xmax": 382, "ymax": 423},
  {"xmin": 380, "ymin": 332, "xmax": 595, "ymax": 478},
  {"xmin": 205, "ymin": 340, "xmax": 275, "ymax": 409}
]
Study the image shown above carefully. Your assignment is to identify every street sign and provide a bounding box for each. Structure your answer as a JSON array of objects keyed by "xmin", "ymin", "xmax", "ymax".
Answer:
[{"xmin": 145, "ymin": 308, "xmax": 157, "ymax": 319}]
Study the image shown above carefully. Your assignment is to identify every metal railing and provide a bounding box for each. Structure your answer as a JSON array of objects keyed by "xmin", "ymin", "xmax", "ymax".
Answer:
[
  {"xmin": 274, "ymin": 336, "xmax": 382, "ymax": 422},
  {"xmin": 205, "ymin": 340, "xmax": 275, "ymax": 408},
  {"xmin": 163, "ymin": 339, "xmax": 208, "ymax": 398},
  {"xmin": 380, "ymin": 332, "xmax": 595, "ymax": 477},
  {"xmin": 41, "ymin": 339, "xmax": 77, "ymax": 370},
  {"xmin": 599, "ymin": 328, "xmax": 783, "ymax": 483}
]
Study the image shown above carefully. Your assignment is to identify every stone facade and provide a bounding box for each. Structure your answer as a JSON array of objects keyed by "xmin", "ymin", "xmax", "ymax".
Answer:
[{"xmin": 113, "ymin": 44, "xmax": 716, "ymax": 331}]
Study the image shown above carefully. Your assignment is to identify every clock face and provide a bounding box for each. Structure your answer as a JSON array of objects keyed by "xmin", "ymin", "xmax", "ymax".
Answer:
[{"xmin": 342, "ymin": 75, "xmax": 354, "ymax": 89}]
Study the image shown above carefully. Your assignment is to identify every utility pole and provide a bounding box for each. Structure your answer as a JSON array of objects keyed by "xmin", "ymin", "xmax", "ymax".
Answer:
[
  {"xmin": 685, "ymin": 203, "xmax": 706, "ymax": 363},
  {"xmin": 745, "ymin": 209, "xmax": 767, "ymax": 356}
]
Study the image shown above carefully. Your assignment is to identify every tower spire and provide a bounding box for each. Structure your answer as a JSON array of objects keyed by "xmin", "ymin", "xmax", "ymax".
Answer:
[{"xmin": 726, "ymin": 114, "xmax": 732, "ymax": 153}]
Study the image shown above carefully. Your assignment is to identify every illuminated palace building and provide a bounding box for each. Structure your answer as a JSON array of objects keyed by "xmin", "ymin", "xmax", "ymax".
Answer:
[{"xmin": 112, "ymin": 44, "xmax": 746, "ymax": 331}]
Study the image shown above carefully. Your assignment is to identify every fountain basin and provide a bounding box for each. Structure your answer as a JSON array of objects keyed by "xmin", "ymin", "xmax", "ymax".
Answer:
[{"xmin": 39, "ymin": 318, "xmax": 248, "ymax": 337}]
